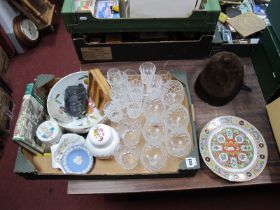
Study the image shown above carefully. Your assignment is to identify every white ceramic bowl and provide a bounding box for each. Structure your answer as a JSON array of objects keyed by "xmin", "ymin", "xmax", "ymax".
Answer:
[{"xmin": 47, "ymin": 71, "xmax": 105, "ymax": 133}]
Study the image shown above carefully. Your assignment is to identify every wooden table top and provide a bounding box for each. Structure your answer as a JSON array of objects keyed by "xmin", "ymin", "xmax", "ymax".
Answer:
[{"xmin": 68, "ymin": 58, "xmax": 280, "ymax": 194}]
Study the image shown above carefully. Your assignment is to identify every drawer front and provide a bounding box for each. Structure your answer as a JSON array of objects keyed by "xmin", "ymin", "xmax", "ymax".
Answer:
[{"xmin": 72, "ymin": 34, "xmax": 213, "ymax": 63}]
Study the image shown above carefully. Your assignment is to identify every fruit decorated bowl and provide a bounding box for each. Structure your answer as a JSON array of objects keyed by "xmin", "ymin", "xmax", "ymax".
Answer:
[{"xmin": 47, "ymin": 71, "xmax": 105, "ymax": 133}]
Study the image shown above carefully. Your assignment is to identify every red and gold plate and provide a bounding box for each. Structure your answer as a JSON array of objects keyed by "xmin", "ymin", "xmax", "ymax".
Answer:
[{"xmin": 199, "ymin": 116, "xmax": 268, "ymax": 182}]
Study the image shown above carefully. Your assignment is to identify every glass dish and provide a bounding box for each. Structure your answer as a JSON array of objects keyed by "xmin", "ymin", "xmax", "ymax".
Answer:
[
  {"xmin": 162, "ymin": 80, "xmax": 185, "ymax": 106},
  {"xmin": 166, "ymin": 104, "xmax": 190, "ymax": 133},
  {"xmin": 142, "ymin": 119, "xmax": 168, "ymax": 145},
  {"xmin": 118, "ymin": 119, "xmax": 142, "ymax": 146},
  {"xmin": 140, "ymin": 143, "xmax": 167, "ymax": 171},
  {"xmin": 143, "ymin": 98, "xmax": 166, "ymax": 122},
  {"xmin": 114, "ymin": 143, "xmax": 139, "ymax": 170},
  {"xmin": 165, "ymin": 131, "xmax": 193, "ymax": 158}
]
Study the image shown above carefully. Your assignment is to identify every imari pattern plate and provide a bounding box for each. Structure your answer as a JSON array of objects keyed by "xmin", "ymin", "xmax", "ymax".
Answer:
[{"xmin": 199, "ymin": 116, "xmax": 268, "ymax": 182}]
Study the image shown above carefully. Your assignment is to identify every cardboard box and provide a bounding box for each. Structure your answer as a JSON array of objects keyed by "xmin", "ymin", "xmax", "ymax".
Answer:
[
  {"xmin": 266, "ymin": 97, "xmax": 280, "ymax": 153},
  {"xmin": 72, "ymin": 32, "xmax": 213, "ymax": 63},
  {"xmin": 62, "ymin": 0, "xmax": 220, "ymax": 34},
  {"xmin": 14, "ymin": 70, "xmax": 201, "ymax": 178}
]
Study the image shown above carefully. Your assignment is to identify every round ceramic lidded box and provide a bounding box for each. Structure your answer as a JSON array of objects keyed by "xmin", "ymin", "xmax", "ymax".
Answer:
[
  {"xmin": 85, "ymin": 124, "xmax": 120, "ymax": 159},
  {"xmin": 36, "ymin": 120, "xmax": 62, "ymax": 152}
]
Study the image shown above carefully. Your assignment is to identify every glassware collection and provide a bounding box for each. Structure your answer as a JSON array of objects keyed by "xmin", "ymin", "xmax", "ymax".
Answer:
[
  {"xmin": 36, "ymin": 62, "xmax": 193, "ymax": 174},
  {"xmin": 104, "ymin": 62, "xmax": 193, "ymax": 171}
]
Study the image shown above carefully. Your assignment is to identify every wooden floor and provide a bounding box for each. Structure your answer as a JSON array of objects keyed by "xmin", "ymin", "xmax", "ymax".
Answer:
[{"xmin": 67, "ymin": 58, "xmax": 280, "ymax": 194}]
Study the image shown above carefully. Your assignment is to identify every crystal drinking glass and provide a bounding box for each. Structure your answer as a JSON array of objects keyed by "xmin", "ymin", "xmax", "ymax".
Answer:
[
  {"xmin": 107, "ymin": 68, "xmax": 122, "ymax": 87},
  {"xmin": 166, "ymin": 104, "xmax": 190, "ymax": 133},
  {"xmin": 128, "ymin": 79, "xmax": 144, "ymax": 103},
  {"xmin": 165, "ymin": 131, "xmax": 193, "ymax": 158},
  {"xmin": 156, "ymin": 70, "xmax": 172, "ymax": 83},
  {"xmin": 126, "ymin": 102, "xmax": 143, "ymax": 119},
  {"xmin": 114, "ymin": 143, "xmax": 139, "ymax": 170},
  {"xmin": 139, "ymin": 62, "xmax": 156, "ymax": 95},
  {"xmin": 142, "ymin": 119, "xmax": 168, "ymax": 145},
  {"xmin": 124, "ymin": 69, "xmax": 139, "ymax": 80},
  {"xmin": 145, "ymin": 74, "xmax": 163, "ymax": 100},
  {"xmin": 118, "ymin": 119, "xmax": 142, "ymax": 146},
  {"xmin": 107, "ymin": 68, "xmax": 128, "ymax": 88},
  {"xmin": 140, "ymin": 143, "xmax": 167, "ymax": 171},
  {"xmin": 143, "ymin": 98, "xmax": 166, "ymax": 122},
  {"xmin": 162, "ymin": 80, "xmax": 185, "ymax": 106},
  {"xmin": 103, "ymin": 101, "xmax": 123, "ymax": 123},
  {"xmin": 110, "ymin": 86, "xmax": 129, "ymax": 109}
]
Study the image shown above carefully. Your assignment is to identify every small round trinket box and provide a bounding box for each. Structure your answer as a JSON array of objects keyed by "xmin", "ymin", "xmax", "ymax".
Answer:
[
  {"xmin": 85, "ymin": 124, "xmax": 120, "ymax": 159},
  {"xmin": 36, "ymin": 120, "xmax": 62, "ymax": 151}
]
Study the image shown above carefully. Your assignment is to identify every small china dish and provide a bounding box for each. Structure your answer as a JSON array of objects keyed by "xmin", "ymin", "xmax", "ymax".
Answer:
[
  {"xmin": 61, "ymin": 144, "xmax": 94, "ymax": 174},
  {"xmin": 85, "ymin": 124, "xmax": 120, "ymax": 159},
  {"xmin": 51, "ymin": 133, "xmax": 85, "ymax": 169},
  {"xmin": 47, "ymin": 71, "xmax": 105, "ymax": 133}
]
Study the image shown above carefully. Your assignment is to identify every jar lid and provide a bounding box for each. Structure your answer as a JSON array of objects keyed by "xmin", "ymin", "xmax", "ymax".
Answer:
[
  {"xmin": 36, "ymin": 120, "xmax": 60, "ymax": 142},
  {"xmin": 87, "ymin": 124, "xmax": 112, "ymax": 148}
]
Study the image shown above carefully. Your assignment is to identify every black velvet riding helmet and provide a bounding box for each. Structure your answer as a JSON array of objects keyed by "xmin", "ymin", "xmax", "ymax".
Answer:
[{"xmin": 194, "ymin": 51, "xmax": 245, "ymax": 106}]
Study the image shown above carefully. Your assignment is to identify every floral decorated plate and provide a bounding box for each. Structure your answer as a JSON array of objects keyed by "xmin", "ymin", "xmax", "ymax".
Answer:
[
  {"xmin": 61, "ymin": 144, "xmax": 94, "ymax": 174},
  {"xmin": 51, "ymin": 133, "xmax": 85, "ymax": 169},
  {"xmin": 199, "ymin": 116, "xmax": 268, "ymax": 182},
  {"xmin": 47, "ymin": 71, "xmax": 105, "ymax": 133}
]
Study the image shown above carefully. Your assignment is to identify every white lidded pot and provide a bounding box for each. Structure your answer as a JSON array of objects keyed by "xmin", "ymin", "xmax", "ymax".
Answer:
[
  {"xmin": 85, "ymin": 124, "xmax": 120, "ymax": 159},
  {"xmin": 36, "ymin": 120, "xmax": 62, "ymax": 152}
]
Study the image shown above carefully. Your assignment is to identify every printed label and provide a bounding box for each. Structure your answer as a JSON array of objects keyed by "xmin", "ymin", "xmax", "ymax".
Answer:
[
  {"xmin": 81, "ymin": 47, "xmax": 112, "ymax": 61},
  {"xmin": 185, "ymin": 157, "xmax": 197, "ymax": 168}
]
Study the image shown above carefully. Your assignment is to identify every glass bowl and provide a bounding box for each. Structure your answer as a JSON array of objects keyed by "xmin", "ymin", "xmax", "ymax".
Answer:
[
  {"xmin": 140, "ymin": 143, "xmax": 167, "ymax": 171},
  {"xmin": 114, "ymin": 143, "xmax": 139, "ymax": 170},
  {"xmin": 162, "ymin": 80, "xmax": 185, "ymax": 106},
  {"xmin": 143, "ymin": 98, "xmax": 166, "ymax": 122},
  {"xmin": 165, "ymin": 131, "xmax": 193, "ymax": 158},
  {"xmin": 142, "ymin": 119, "xmax": 167, "ymax": 145},
  {"xmin": 118, "ymin": 119, "xmax": 142, "ymax": 146},
  {"xmin": 166, "ymin": 104, "xmax": 190, "ymax": 133}
]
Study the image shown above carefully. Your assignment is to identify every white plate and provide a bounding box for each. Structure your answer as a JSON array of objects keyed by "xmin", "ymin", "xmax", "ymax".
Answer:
[{"xmin": 199, "ymin": 116, "xmax": 268, "ymax": 182}]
